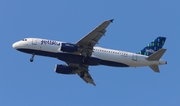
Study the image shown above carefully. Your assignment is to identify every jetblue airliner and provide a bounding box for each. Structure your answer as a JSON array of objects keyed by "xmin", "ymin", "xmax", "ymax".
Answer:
[{"xmin": 12, "ymin": 19, "xmax": 167, "ymax": 86}]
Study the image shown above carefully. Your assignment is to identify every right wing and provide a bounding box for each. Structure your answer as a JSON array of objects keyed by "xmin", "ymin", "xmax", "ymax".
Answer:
[{"xmin": 67, "ymin": 63, "xmax": 96, "ymax": 86}]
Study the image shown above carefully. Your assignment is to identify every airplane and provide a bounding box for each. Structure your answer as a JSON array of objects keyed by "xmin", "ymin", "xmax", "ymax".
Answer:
[{"xmin": 12, "ymin": 19, "xmax": 167, "ymax": 86}]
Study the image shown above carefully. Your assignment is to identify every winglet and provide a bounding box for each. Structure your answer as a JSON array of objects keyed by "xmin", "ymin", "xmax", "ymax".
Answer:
[{"xmin": 109, "ymin": 19, "xmax": 114, "ymax": 23}]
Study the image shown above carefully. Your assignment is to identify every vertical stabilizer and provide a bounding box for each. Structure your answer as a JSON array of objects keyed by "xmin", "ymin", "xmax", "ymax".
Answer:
[{"xmin": 137, "ymin": 37, "xmax": 166, "ymax": 56}]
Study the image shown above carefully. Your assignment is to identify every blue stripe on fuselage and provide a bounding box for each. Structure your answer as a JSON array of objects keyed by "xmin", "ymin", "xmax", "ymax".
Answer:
[{"xmin": 17, "ymin": 49, "xmax": 129, "ymax": 67}]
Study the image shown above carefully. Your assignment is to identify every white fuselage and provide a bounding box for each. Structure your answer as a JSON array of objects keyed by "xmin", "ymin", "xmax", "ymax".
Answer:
[{"xmin": 12, "ymin": 38, "xmax": 166, "ymax": 67}]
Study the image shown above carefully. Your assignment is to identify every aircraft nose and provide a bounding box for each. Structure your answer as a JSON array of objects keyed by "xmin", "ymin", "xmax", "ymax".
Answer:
[{"xmin": 12, "ymin": 42, "xmax": 19, "ymax": 49}]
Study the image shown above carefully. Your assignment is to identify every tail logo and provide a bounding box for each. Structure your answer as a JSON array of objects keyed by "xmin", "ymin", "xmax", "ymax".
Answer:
[
  {"xmin": 146, "ymin": 49, "xmax": 155, "ymax": 53},
  {"xmin": 137, "ymin": 37, "xmax": 166, "ymax": 56}
]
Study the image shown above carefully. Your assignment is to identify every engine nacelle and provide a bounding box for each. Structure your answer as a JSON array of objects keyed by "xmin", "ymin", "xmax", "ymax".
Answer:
[
  {"xmin": 61, "ymin": 43, "xmax": 79, "ymax": 52},
  {"xmin": 54, "ymin": 64, "xmax": 76, "ymax": 74}
]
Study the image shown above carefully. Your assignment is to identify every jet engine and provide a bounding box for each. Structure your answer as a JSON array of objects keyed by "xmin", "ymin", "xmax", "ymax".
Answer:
[
  {"xmin": 60, "ymin": 43, "xmax": 79, "ymax": 52},
  {"xmin": 54, "ymin": 64, "xmax": 76, "ymax": 74}
]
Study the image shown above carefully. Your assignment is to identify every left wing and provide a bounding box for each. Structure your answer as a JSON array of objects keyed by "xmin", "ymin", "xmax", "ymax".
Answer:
[
  {"xmin": 68, "ymin": 63, "xmax": 96, "ymax": 86},
  {"xmin": 76, "ymin": 19, "xmax": 113, "ymax": 57}
]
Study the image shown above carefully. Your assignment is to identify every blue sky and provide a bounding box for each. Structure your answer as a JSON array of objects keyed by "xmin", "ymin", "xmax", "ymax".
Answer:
[{"xmin": 1, "ymin": 0, "xmax": 180, "ymax": 106}]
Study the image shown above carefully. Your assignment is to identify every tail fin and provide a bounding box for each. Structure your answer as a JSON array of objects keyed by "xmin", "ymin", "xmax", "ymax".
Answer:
[{"xmin": 137, "ymin": 37, "xmax": 166, "ymax": 56}]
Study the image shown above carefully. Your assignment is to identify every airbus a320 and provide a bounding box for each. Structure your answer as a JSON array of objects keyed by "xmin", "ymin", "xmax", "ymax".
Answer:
[{"xmin": 12, "ymin": 19, "xmax": 167, "ymax": 86}]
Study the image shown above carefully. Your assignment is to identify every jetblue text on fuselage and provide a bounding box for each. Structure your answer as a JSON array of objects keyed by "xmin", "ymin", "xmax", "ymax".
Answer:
[{"xmin": 41, "ymin": 39, "xmax": 60, "ymax": 46}]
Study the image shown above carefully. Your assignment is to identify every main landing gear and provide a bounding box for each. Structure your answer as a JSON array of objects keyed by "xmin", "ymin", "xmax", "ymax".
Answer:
[
  {"xmin": 30, "ymin": 54, "xmax": 35, "ymax": 62},
  {"xmin": 80, "ymin": 71, "xmax": 85, "ymax": 78}
]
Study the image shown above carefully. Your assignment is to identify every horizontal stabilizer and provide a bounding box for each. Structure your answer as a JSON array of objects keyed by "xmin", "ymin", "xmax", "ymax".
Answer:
[
  {"xmin": 147, "ymin": 49, "xmax": 166, "ymax": 61},
  {"xmin": 149, "ymin": 65, "xmax": 160, "ymax": 73}
]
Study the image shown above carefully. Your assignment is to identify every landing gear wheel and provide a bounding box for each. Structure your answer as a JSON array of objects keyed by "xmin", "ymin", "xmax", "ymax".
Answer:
[
  {"xmin": 80, "ymin": 72, "xmax": 85, "ymax": 78},
  {"xmin": 30, "ymin": 58, "xmax": 34, "ymax": 62},
  {"xmin": 30, "ymin": 54, "xmax": 35, "ymax": 62}
]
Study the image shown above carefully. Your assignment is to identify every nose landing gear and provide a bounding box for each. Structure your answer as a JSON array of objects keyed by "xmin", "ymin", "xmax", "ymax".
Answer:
[{"xmin": 30, "ymin": 54, "xmax": 35, "ymax": 62}]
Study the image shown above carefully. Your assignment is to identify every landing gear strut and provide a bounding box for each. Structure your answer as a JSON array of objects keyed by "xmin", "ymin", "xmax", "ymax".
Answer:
[
  {"xmin": 83, "ymin": 56, "xmax": 90, "ymax": 64},
  {"xmin": 30, "ymin": 54, "xmax": 35, "ymax": 62}
]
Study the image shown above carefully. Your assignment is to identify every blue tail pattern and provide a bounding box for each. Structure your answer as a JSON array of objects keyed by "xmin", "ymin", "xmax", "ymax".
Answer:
[{"xmin": 137, "ymin": 37, "xmax": 166, "ymax": 56}]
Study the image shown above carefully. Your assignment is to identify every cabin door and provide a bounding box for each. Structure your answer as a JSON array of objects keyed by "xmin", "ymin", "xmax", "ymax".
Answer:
[
  {"xmin": 32, "ymin": 38, "xmax": 37, "ymax": 45},
  {"xmin": 132, "ymin": 54, "xmax": 137, "ymax": 61}
]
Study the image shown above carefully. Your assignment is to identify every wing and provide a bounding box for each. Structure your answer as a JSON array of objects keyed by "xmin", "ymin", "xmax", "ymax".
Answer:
[
  {"xmin": 76, "ymin": 19, "xmax": 113, "ymax": 57},
  {"xmin": 65, "ymin": 20, "xmax": 113, "ymax": 85},
  {"xmin": 67, "ymin": 63, "xmax": 96, "ymax": 86}
]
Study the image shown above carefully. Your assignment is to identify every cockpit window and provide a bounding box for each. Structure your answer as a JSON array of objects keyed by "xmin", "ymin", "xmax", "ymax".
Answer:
[{"xmin": 22, "ymin": 39, "xmax": 27, "ymax": 41}]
